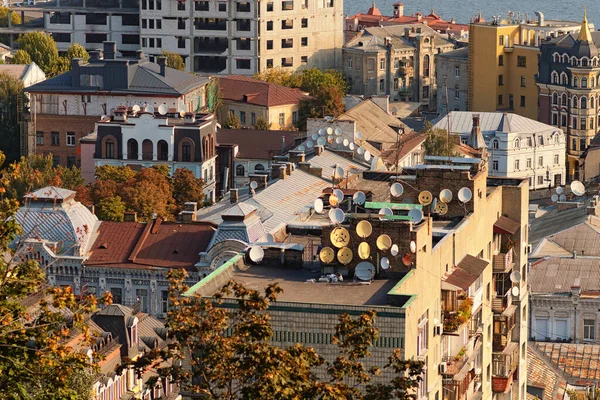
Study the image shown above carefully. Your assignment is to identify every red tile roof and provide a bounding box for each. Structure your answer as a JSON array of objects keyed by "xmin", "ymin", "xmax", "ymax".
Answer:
[
  {"xmin": 219, "ymin": 76, "xmax": 312, "ymax": 108},
  {"xmin": 379, "ymin": 131, "xmax": 425, "ymax": 164},
  {"xmin": 346, "ymin": 10, "xmax": 468, "ymax": 34},
  {"xmin": 217, "ymin": 129, "xmax": 302, "ymax": 160},
  {"xmin": 86, "ymin": 219, "xmax": 216, "ymax": 269}
]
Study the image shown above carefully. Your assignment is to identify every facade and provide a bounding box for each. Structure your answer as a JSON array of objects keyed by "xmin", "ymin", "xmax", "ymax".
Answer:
[
  {"xmin": 468, "ymin": 12, "xmax": 588, "ymax": 121},
  {"xmin": 91, "ymin": 109, "xmax": 218, "ymax": 202},
  {"xmin": 25, "ymin": 41, "xmax": 211, "ymax": 168},
  {"xmin": 343, "ymin": 24, "xmax": 455, "ymax": 110},
  {"xmin": 191, "ymin": 156, "xmax": 530, "ymax": 400},
  {"xmin": 435, "ymin": 47, "xmax": 469, "ymax": 114},
  {"xmin": 219, "ymin": 76, "xmax": 311, "ymax": 130},
  {"xmin": 538, "ymin": 12, "xmax": 600, "ymax": 180},
  {"xmin": 434, "ymin": 112, "xmax": 567, "ymax": 190}
]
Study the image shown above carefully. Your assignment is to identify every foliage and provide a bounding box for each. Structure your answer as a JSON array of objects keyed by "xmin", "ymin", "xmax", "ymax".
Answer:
[
  {"xmin": 94, "ymin": 164, "xmax": 136, "ymax": 185},
  {"xmin": 205, "ymin": 79, "xmax": 222, "ymax": 114},
  {"xmin": 0, "ymin": 151, "xmax": 107, "ymax": 398},
  {"xmin": 226, "ymin": 113, "xmax": 242, "ymax": 129},
  {"xmin": 567, "ymin": 388, "xmax": 600, "ymax": 400},
  {"xmin": 422, "ymin": 121, "xmax": 457, "ymax": 157},
  {"xmin": 10, "ymin": 50, "xmax": 32, "ymax": 65},
  {"xmin": 66, "ymin": 43, "xmax": 90, "ymax": 63},
  {"xmin": 96, "ymin": 196, "xmax": 126, "ymax": 222},
  {"xmin": 253, "ymin": 67, "xmax": 302, "ymax": 88},
  {"xmin": 0, "ymin": 6, "xmax": 21, "ymax": 27},
  {"xmin": 121, "ymin": 167, "xmax": 174, "ymax": 220},
  {"xmin": 298, "ymin": 68, "xmax": 349, "ymax": 97},
  {"xmin": 124, "ymin": 270, "xmax": 425, "ymax": 399},
  {"xmin": 16, "ymin": 32, "xmax": 59, "ymax": 76},
  {"xmin": 0, "ymin": 72, "xmax": 24, "ymax": 164},
  {"xmin": 161, "ymin": 50, "xmax": 185, "ymax": 71},
  {"xmin": 254, "ymin": 116, "xmax": 271, "ymax": 130},
  {"xmin": 172, "ymin": 168, "xmax": 205, "ymax": 209},
  {"xmin": 454, "ymin": 347, "xmax": 466, "ymax": 361}
]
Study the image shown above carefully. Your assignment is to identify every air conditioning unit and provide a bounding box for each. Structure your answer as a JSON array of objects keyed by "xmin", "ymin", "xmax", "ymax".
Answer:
[
  {"xmin": 439, "ymin": 362, "xmax": 447, "ymax": 374},
  {"xmin": 433, "ymin": 324, "xmax": 443, "ymax": 336}
]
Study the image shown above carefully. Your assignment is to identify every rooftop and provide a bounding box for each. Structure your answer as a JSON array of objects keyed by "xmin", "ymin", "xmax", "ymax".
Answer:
[
  {"xmin": 527, "ymin": 343, "xmax": 566, "ymax": 400},
  {"xmin": 0, "ymin": 64, "xmax": 32, "ymax": 80},
  {"xmin": 433, "ymin": 111, "xmax": 560, "ymax": 136},
  {"xmin": 345, "ymin": 24, "xmax": 453, "ymax": 52},
  {"xmin": 529, "ymin": 205, "xmax": 590, "ymax": 248},
  {"xmin": 531, "ymin": 215, "xmax": 600, "ymax": 258},
  {"xmin": 219, "ymin": 75, "xmax": 312, "ymax": 107},
  {"xmin": 217, "ymin": 129, "xmax": 303, "ymax": 160},
  {"xmin": 529, "ymin": 256, "xmax": 600, "ymax": 294},
  {"xmin": 535, "ymin": 342, "xmax": 600, "ymax": 381},
  {"xmin": 437, "ymin": 47, "xmax": 469, "ymax": 59}
]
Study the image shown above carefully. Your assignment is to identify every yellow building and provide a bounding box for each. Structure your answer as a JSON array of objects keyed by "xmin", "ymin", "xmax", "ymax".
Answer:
[{"xmin": 468, "ymin": 13, "xmax": 586, "ymax": 121}]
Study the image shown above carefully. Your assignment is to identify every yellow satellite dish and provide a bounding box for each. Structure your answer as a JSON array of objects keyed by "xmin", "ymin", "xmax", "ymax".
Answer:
[
  {"xmin": 418, "ymin": 190, "xmax": 433, "ymax": 206},
  {"xmin": 329, "ymin": 193, "xmax": 339, "ymax": 207},
  {"xmin": 337, "ymin": 247, "xmax": 354, "ymax": 265},
  {"xmin": 436, "ymin": 202, "xmax": 448, "ymax": 215},
  {"xmin": 330, "ymin": 227, "xmax": 350, "ymax": 248},
  {"xmin": 319, "ymin": 247, "xmax": 335, "ymax": 263},
  {"xmin": 358, "ymin": 241, "xmax": 371, "ymax": 260},
  {"xmin": 356, "ymin": 220, "xmax": 373, "ymax": 238},
  {"xmin": 376, "ymin": 234, "xmax": 392, "ymax": 251}
]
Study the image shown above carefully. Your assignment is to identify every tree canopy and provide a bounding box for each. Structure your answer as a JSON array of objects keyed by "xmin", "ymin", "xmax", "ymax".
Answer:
[
  {"xmin": 66, "ymin": 43, "xmax": 90, "ymax": 63},
  {"xmin": 161, "ymin": 50, "xmax": 185, "ymax": 71},
  {"xmin": 10, "ymin": 49, "xmax": 31, "ymax": 65},
  {"xmin": 0, "ymin": 6, "xmax": 21, "ymax": 27},
  {"xmin": 422, "ymin": 121, "xmax": 457, "ymax": 157},
  {"xmin": 0, "ymin": 72, "xmax": 24, "ymax": 164},
  {"xmin": 16, "ymin": 32, "xmax": 59, "ymax": 75}
]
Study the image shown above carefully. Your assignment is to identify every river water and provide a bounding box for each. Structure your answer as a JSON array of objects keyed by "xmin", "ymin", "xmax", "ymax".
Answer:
[{"xmin": 344, "ymin": 0, "xmax": 595, "ymax": 26}]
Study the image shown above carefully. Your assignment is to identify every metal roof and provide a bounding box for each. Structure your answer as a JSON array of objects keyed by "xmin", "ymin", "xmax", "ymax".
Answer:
[
  {"xmin": 494, "ymin": 215, "xmax": 521, "ymax": 235},
  {"xmin": 24, "ymin": 186, "xmax": 76, "ymax": 201},
  {"xmin": 529, "ymin": 257, "xmax": 600, "ymax": 294},
  {"xmin": 433, "ymin": 111, "xmax": 559, "ymax": 136}
]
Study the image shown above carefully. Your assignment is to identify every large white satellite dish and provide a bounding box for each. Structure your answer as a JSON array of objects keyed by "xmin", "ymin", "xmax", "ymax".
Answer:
[
  {"xmin": 510, "ymin": 270, "xmax": 522, "ymax": 283},
  {"xmin": 408, "ymin": 208, "xmax": 423, "ymax": 224},
  {"xmin": 314, "ymin": 198, "xmax": 324, "ymax": 214},
  {"xmin": 250, "ymin": 181, "xmax": 258, "ymax": 190},
  {"xmin": 326, "ymin": 127, "xmax": 333, "ymax": 135},
  {"xmin": 511, "ymin": 286, "xmax": 520, "ymax": 297},
  {"xmin": 132, "ymin": 104, "xmax": 141, "ymax": 112},
  {"xmin": 356, "ymin": 220, "xmax": 373, "ymax": 238},
  {"xmin": 353, "ymin": 191, "xmax": 366, "ymax": 205},
  {"xmin": 390, "ymin": 182, "xmax": 404, "ymax": 197},
  {"xmin": 158, "ymin": 104, "xmax": 168, "ymax": 115},
  {"xmin": 364, "ymin": 150, "xmax": 371, "ymax": 162},
  {"xmin": 378, "ymin": 207, "xmax": 393, "ymax": 221},
  {"xmin": 439, "ymin": 189, "xmax": 453, "ymax": 203},
  {"xmin": 333, "ymin": 189, "xmax": 344, "ymax": 204},
  {"xmin": 571, "ymin": 180, "xmax": 585, "ymax": 196},
  {"xmin": 355, "ymin": 262, "xmax": 375, "ymax": 281},
  {"xmin": 390, "ymin": 244, "xmax": 399, "ymax": 256},
  {"xmin": 249, "ymin": 246, "xmax": 264, "ymax": 263},
  {"xmin": 329, "ymin": 208, "xmax": 345, "ymax": 224},
  {"xmin": 458, "ymin": 187, "xmax": 473, "ymax": 203}
]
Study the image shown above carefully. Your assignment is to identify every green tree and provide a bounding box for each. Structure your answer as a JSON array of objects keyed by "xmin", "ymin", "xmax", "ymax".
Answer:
[
  {"xmin": 253, "ymin": 67, "xmax": 302, "ymax": 88},
  {"xmin": 226, "ymin": 113, "xmax": 242, "ymax": 129},
  {"xmin": 172, "ymin": 168, "xmax": 205, "ymax": 208},
  {"xmin": 0, "ymin": 72, "xmax": 24, "ymax": 164},
  {"xmin": 16, "ymin": 32, "xmax": 59, "ymax": 75},
  {"xmin": 96, "ymin": 195, "xmax": 126, "ymax": 222},
  {"xmin": 206, "ymin": 79, "xmax": 222, "ymax": 114},
  {"xmin": 0, "ymin": 6, "xmax": 21, "ymax": 27},
  {"xmin": 298, "ymin": 68, "xmax": 349, "ymax": 97},
  {"xmin": 66, "ymin": 43, "xmax": 90, "ymax": 63},
  {"xmin": 161, "ymin": 50, "xmax": 185, "ymax": 71},
  {"xmin": 254, "ymin": 116, "xmax": 271, "ymax": 130},
  {"xmin": 94, "ymin": 164, "xmax": 136, "ymax": 184},
  {"xmin": 10, "ymin": 49, "xmax": 32, "ymax": 65},
  {"xmin": 422, "ymin": 121, "xmax": 456, "ymax": 157},
  {"xmin": 125, "ymin": 270, "xmax": 424, "ymax": 399}
]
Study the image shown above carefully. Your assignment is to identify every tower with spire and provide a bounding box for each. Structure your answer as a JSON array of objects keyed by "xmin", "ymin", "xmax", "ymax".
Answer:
[{"xmin": 578, "ymin": 7, "xmax": 593, "ymax": 42}]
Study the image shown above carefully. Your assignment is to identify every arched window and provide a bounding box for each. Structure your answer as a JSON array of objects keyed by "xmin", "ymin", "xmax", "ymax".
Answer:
[
  {"xmin": 127, "ymin": 139, "xmax": 138, "ymax": 160},
  {"xmin": 553, "ymin": 54, "xmax": 558, "ymax": 62},
  {"xmin": 552, "ymin": 92, "xmax": 558, "ymax": 104},
  {"xmin": 514, "ymin": 138, "xmax": 520, "ymax": 148},
  {"xmin": 574, "ymin": 76, "xmax": 579, "ymax": 88},
  {"xmin": 582, "ymin": 77, "xmax": 588, "ymax": 88},
  {"xmin": 181, "ymin": 142, "xmax": 191, "ymax": 162},
  {"xmin": 254, "ymin": 164, "xmax": 265, "ymax": 173},
  {"xmin": 423, "ymin": 55, "xmax": 430, "ymax": 77},
  {"xmin": 492, "ymin": 139, "xmax": 499, "ymax": 149},
  {"xmin": 592, "ymin": 96, "xmax": 596, "ymax": 108},
  {"xmin": 142, "ymin": 139, "xmax": 153, "ymax": 160},
  {"xmin": 561, "ymin": 93, "xmax": 567, "ymax": 105},
  {"xmin": 582, "ymin": 58, "xmax": 589, "ymax": 67},
  {"xmin": 572, "ymin": 95, "xmax": 578, "ymax": 108},
  {"xmin": 236, "ymin": 164, "xmax": 245, "ymax": 176},
  {"xmin": 561, "ymin": 73, "xmax": 568, "ymax": 85},
  {"xmin": 105, "ymin": 139, "xmax": 115, "ymax": 159},
  {"xmin": 563, "ymin": 54, "xmax": 569, "ymax": 63},
  {"xmin": 551, "ymin": 71, "xmax": 559, "ymax": 84},
  {"xmin": 157, "ymin": 140, "xmax": 168, "ymax": 161},
  {"xmin": 582, "ymin": 96, "xmax": 588, "ymax": 109}
]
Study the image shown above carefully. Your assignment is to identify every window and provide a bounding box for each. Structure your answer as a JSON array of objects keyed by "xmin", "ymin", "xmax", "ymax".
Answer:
[
  {"xmin": 368, "ymin": 58, "xmax": 375, "ymax": 72},
  {"xmin": 105, "ymin": 140, "xmax": 115, "ymax": 159},
  {"xmin": 422, "ymin": 54, "xmax": 430, "ymax": 77},
  {"xmin": 236, "ymin": 59, "xmax": 251, "ymax": 69},
  {"xmin": 582, "ymin": 77, "xmax": 588, "ymax": 88},
  {"xmin": 52, "ymin": 156, "xmax": 60, "ymax": 167},
  {"xmin": 538, "ymin": 135, "xmax": 544, "ymax": 145},
  {"xmin": 267, "ymin": 40, "xmax": 273, "ymax": 50},
  {"xmin": 136, "ymin": 288, "xmax": 149, "ymax": 313},
  {"xmin": 282, "ymin": 0, "xmax": 293, "ymax": 10},
  {"xmin": 51, "ymin": 131, "xmax": 60, "ymax": 145},
  {"xmin": 498, "ymin": 74, "xmax": 504, "ymax": 85},
  {"xmin": 301, "ymin": 37, "xmax": 308, "ymax": 46},
  {"xmin": 514, "ymin": 138, "xmax": 520, "ymax": 148},
  {"xmin": 292, "ymin": 111, "xmax": 298, "ymax": 124},
  {"xmin": 584, "ymin": 319, "xmax": 596, "ymax": 340},
  {"xmin": 417, "ymin": 311, "xmax": 428, "ymax": 355},
  {"xmin": 195, "ymin": 0, "xmax": 209, "ymax": 10},
  {"xmin": 526, "ymin": 158, "xmax": 532, "ymax": 168},
  {"xmin": 301, "ymin": 56, "xmax": 307, "ymax": 64},
  {"xmin": 161, "ymin": 290, "xmax": 169, "ymax": 313},
  {"xmin": 236, "ymin": 165, "xmax": 245, "ymax": 176},
  {"xmin": 492, "ymin": 160, "xmax": 498, "ymax": 170},
  {"xmin": 266, "ymin": 21, "xmax": 273, "ymax": 30},
  {"xmin": 142, "ymin": 18, "xmax": 147, "ymax": 28},
  {"xmin": 178, "ymin": 17, "xmax": 186, "ymax": 29},
  {"xmin": 281, "ymin": 57, "xmax": 293, "ymax": 67},
  {"xmin": 254, "ymin": 164, "xmax": 265, "ymax": 173},
  {"xmin": 498, "ymin": 55, "xmax": 504, "ymax": 66},
  {"xmin": 380, "ymin": 58, "xmax": 385, "ymax": 70},
  {"xmin": 492, "ymin": 139, "xmax": 499, "ymax": 149},
  {"xmin": 498, "ymin": 95, "xmax": 503, "ymax": 106},
  {"xmin": 423, "ymin": 86, "xmax": 429, "ymax": 99},
  {"xmin": 266, "ymin": 59, "xmax": 273, "ymax": 68},
  {"xmin": 514, "ymin": 159, "xmax": 520, "ymax": 170},
  {"xmin": 592, "ymin": 117, "xmax": 595, "ymax": 129},
  {"xmin": 581, "ymin": 117, "xmax": 587, "ymax": 130},
  {"xmin": 281, "ymin": 19, "xmax": 293, "ymax": 29},
  {"xmin": 520, "ymin": 96, "xmax": 526, "ymax": 107},
  {"xmin": 552, "ymin": 92, "xmax": 558, "ymax": 105},
  {"xmin": 182, "ymin": 142, "xmax": 191, "ymax": 161},
  {"xmin": 237, "ymin": 1, "xmax": 250, "ymax": 11},
  {"xmin": 517, "ymin": 56, "xmax": 526, "ymax": 67},
  {"xmin": 36, "ymin": 131, "xmax": 44, "ymax": 145},
  {"xmin": 562, "ymin": 114, "xmax": 567, "ymax": 127},
  {"xmin": 521, "ymin": 76, "xmax": 526, "ymax": 87},
  {"xmin": 581, "ymin": 138, "xmax": 587, "ymax": 151},
  {"xmin": 66, "ymin": 132, "xmax": 75, "ymax": 146},
  {"xmin": 582, "ymin": 97, "xmax": 588, "ymax": 109},
  {"xmin": 379, "ymin": 79, "xmax": 384, "ymax": 91},
  {"xmin": 279, "ymin": 113, "xmax": 285, "ymax": 126},
  {"xmin": 537, "ymin": 175, "xmax": 544, "ymax": 185},
  {"xmin": 573, "ymin": 116, "xmax": 577, "ymax": 128},
  {"xmin": 554, "ymin": 154, "xmax": 560, "ymax": 165},
  {"xmin": 122, "ymin": 34, "xmax": 140, "ymax": 45},
  {"xmin": 538, "ymin": 156, "xmax": 543, "ymax": 167},
  {"xmin": 178, "ymin": 36, "xmax": 186, "ymax": 48},
  {"xmin": 177, "ymin": 0, "xmax": 185, "ymax": 10},
  {"xmin": 281, "ymin": 38, "xmax": 293, "ymax": 48},
  {"xmin": 301, "ymin": 18, "xmax": 308, "ymax": 28},
  {"xmin": 266, "ymin": 1, "xmax": 273, "ymax": 11},
  {"xmin": 110, "ymin": 287, "xmax": 122, "ymax": 304},
  {"xmin": 552, "ymin": 113, "xmax": 558, "ymax": 126},
  {"xmin": 454, "ymin": 88, "xmax": 460, "ymax": 99},
  {"xmin": 240, "ymin": 111, "xmax": 246, "ymax": 124},
  {"xmin": 156, "ymin": 0, "xmax": 162, "ymax": 9},
  {"xmin": 218, "ymin": 3, "xmax": 226, "ymax": 11},
  {"xmin": 251, "ymin": 112, "xmax": 256, "ymax": 125},
  {"xmin": 499, "ymin": 35, "xmax": 504, "ymax": 46}
]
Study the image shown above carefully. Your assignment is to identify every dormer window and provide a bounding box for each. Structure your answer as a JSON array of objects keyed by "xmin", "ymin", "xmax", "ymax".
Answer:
[{"xmin": 130, "ymin": 322, "xmax": 138, "ymax": 345}]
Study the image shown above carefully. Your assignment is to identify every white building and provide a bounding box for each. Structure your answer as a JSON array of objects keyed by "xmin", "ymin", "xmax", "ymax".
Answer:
[{"xmin": 434, "ymin": 111, "xmax": 567, "ymax": 190}]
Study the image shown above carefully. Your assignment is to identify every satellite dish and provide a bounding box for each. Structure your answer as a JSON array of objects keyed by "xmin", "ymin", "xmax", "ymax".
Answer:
[
  {"xmin": 179, "ymin": 110, "xmax": 186, "ymax": 117},
  {"xmin": 551, "ymin": 194, "xmax": 559, "ymax": 202},
  {"xmin": 556, "ymin": 186, "xmax": 564, "ymax": 195},
  {"xmin": 390, "ymin": 182, "xmax": 404, "ymax": 197},
  {"xmin": 409, "ymin": 240, "xmax": 417, "ymax": 253},
  {"xmin": 132, "ymin": 104, "xmax": 141, "ymax": 112},
  {"xmin": 559, "ymin": 194, "xmax": 567, "ymax": 202},
  {"xmin": 145, "ymin": 105, "xmax": 155, "ymax": 113},
  {"xmin": 357, "ymin": 147, "xmax": 365, "ymax": 155},
  {"xmin": 250, "ymin": 181, "xmax": 258, "ymax": 190},
  {"xmin": 317, "ymin": 137, "xmax": 327, "ymax": 146},
  {"xmin": 100, "ymin": 114, "xmax": 108, "ymax": 120},
  {"xmin": 335, "ymin": 127, "xmax": 342, "ymax": 136},
  {"xmin": 430, "ymin": 198, "xmax": 438, "ymax": 213},
  {"xmin": 349, "ymin": 143, "xmax": 355, "ymax": 151},
  {"xmin": 510, "ymin": 270, "xmax": 522, "ymax": 283},
  {"xmin": 248, "ymin": 246, "xmax": 264, "ymax": 263},
  {"xmin": 380, "ymin": 257, "xmax": 390, "ymax": 270},
  {"xmin": 439, "ymin": 189, "xmax": 453, "ymax": 203},
  {"xmin": 335, "ymin": 137, "xmax": 343, "ymax": 145},
  {"xmin": 334, "ymin": 166, "xmax": 345, "ymax": 179},
  {"xmin": 390, "ymin": 244, "xmax": 399, "ymax": 256},
  {"xmin": 511, "ymin": 286, "xmax": 520, "ymax": 296},
  {"xmin": 330, "ymin": 208, "xmax": 345, "ymax": 224},
  {"xmin": 392, "ymin": 106, "xmax": 399, "ymax": 114},
  {"xmin": 364, "ymin": 151, "xmax": 371, "ymax": 162},
  {"xmin": 314, "ymin": 198, "xmax": 324, "ymax": 214},
  {"xmin": 318, "ymin": 128, "xmax": 326, "ymax": 136},
  {"xmin": 298, "ymin": 145, "xmax": 306, "ymax": 152},
  {"xmin": 327, "ymin": 127, "xmax": 333, "ymax": 135},
  {"xmin": 311, "ymin": 133, "xmax": 319, "ymax": 140},
  {"xmin": 343, "ymin": 138, "xmax": 349, "ymax": 147},
  {"xmin": 306, "ymin": 140, "xmax": 314, "ymax": 149},
  {"xmin": 337, "ymin": 247, "xmax": 354, "ymax": 265},
  {"xmin": 327, "ymin": 135, "xmax": 334, "ymax": 142},
  {"xmin": 330, "ymin": 227, "xmax": 350, "ymax": 248},
  {"xmin": 418, "ymin": 190, "xmax": 433, "ymax": 206},
  {"xmin": 408, "ymin": 209, "xmax": 423, "ymax": 224},
  {"xmin": 355, "ymin": 262, "xmax": 375, "ymax": 281},
  {"xmin": 378, "ymin": 207, "xmax": 393, "ymax": 221},
  {"xmin": 402, "ymin": 253, "xmax": 412, "ymax": 266},
  {"xmin": 376, "ymin": 234, "xmax": 392, "ymax": 251},
  {"xmin": 356, "ymin": 131, "xmax": 363, "ymax": 139},
  {"xmin": 158, "ymin": 104, "xmax": 168, "ymax": 115},
  {"xmin": 358, "ymin": 242, "xmax": 371, "ymax": 259},
  {"xmin": 356, "ymin": 220, "xmax": 373, "ymax": 238},
  {"xmin": 458, "ymin": 187, "xmax": 473, "ymax": 203},
  {"xmin": 436, "ymin": 202, "xmax": 448, "ymax": 215},
  {"xmin": 319, "ymin": 247, "xmax": 335, "ymax": 263},
  {"xmin": 353, "ymin": 191, "xmax": 366, "ymax": 205},
  {"xmin": 329, "ymin": 193, "xmax": 339, "ymax": 207},
  {"xmin": 571, "ymin": 180, "xmax": 585, "ymax": 196},
  {"xmin": 333, "ymin": 189, "xmax": 344, "ymax": 203}
]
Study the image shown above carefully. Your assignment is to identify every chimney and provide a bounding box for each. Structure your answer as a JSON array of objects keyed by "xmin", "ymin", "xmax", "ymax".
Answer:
[
  {"xmin": 282, "ymin": 135, "xmax": 286, "ymax": 153},
  {"xmin": 249, "ymin": 174, "xmax": 268, "ymax": 189},
  {"xmin": 288, "ymin": 150, "xmax": 306, "ymax": 164},
  {"xmin": 416, "ymin": 12, "xmax": 422, "ymax": 22},
  {"xmin": 157, "ymin": 56, "xmax": 167, "ymax": 76},
  {"xmin": 393, "ymin": 2, "xmax": 403, "ymax": 17},
  {"xmin": 315, "ymin": 145, "xmax": 324, "ymax": 156},
  {"xmin": 135, "ymin": 50, "xmax": 145, "ymax": 60},
  {"xmin": 71, "ymin": 57, "xmax": 84, "ymax": 69},
  {"xmin": 89, "ymin": 51, "xmax": 101, "ymax": 61},
  {"xmin": 298, "ymin": 161, "xmax": 311, "ymax": 172},
  {"xmin": 230, "ymin": 188, "xmax": 239, "ymax": 203},
  {"xmin": 271, "ymin": 164, "xmax": 287, "ymax": 180},
  {"xmin": 103, "ymin": 41, "xmax": 117, "ymax": 60},
  {"xmin": 180, "ymin": 210, "xmax": 197, "ymax": 223},
  {"xmin": 123, "ymin": 212, "xmax": 137, "ymax": 222},
  {"xmin": 469, "ymin": 114, "xmax": 486, "ymax": 150},
  {"xmin": 184, "ymin": 201, "xmax": 198, "ymax": 212},
  {"xmin": 404, "ymin": 27, "xmax": 411, "ymax": 39},
  {"xmin": 184, "ymin": 112, "xmax": 196, "ymax": 124},
  {"xmin": 285, "ymin": 162, "xmax": 293, "ymax": 176},
  {"xmin": 114, "ymin": 106, "xmax": 128, "ymax": 122}
]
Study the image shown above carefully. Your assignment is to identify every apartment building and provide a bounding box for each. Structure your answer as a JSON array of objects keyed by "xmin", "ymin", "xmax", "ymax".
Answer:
[
  {"xmin": 468, "ymin": 11, "xmax": 588, "ymax": 121},
  {"xmin": 436, "ymin": 47, "xmax": 469, "ymax": 114},
  {"xmin": 139, "ymin": 0, "xmax": 343, "ymax": 74}
]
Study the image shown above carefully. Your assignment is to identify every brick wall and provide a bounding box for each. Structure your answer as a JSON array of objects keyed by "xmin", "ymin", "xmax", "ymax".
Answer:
[{"xmin": 31, "ymin": 115, "xmax": 100, "ymax": 167}]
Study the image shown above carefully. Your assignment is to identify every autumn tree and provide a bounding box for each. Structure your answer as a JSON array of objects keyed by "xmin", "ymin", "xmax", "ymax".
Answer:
[
  {"xmin": 422, "ymin": 121, "xmax": 457, "ymax": 157},
  {"xmin": 10, "ymin": 49, "xmax": 32, "ymax": 65},
  {"xmin": 161, "ymin": 50, "xmax": 185, "ymax": 71},
  {"xmin": 0, "ymin": 72, "xmax": 24, "ymax": 164},
  {"xmin": 253, "ymin": 67, "xmax": 302, "ymax": 88},
  {"xmin": 121, "ymin": 167, "xmax": 174, "ymax": 220},
  {"xmin": 16, "ymin": 32, "xmax": 59, "ymax": 75},
  {"xmin": 254, "ymin": 116, "xmax": 271, "ymax": 130},
  {"xmin": 126, "ymin": 270, "xmax": 424, "ymax": 399},
  {"xmin": 0, "ymin": 7, "xmax": 20, "ymax": 45},
  {"xmin": 172, "ymin": 168, "xmax": 205, "ymax": 208},
  {"xmin": 226, "ymin": 113, "xmax": 242, "ymax": 129},
  {"xmin": 66, "ymin": 43, "xmax": 90, "ymax": 63}
]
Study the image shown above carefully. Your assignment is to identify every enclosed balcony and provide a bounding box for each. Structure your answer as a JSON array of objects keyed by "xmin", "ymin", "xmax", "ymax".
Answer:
[
  {"xmin": 492, "ymin": 305, "xmax": 516, "ymax": 352},
  {"xmin": 442, "ymin": 291, "xmax": 473, "ymax": 333},
  {"xmin": 492, "ymin": 249, "xmax": 514, "ymax": 273},
  {"xmin": 492, "ymin": 343, "xmax": 518, "ymax": 393}
]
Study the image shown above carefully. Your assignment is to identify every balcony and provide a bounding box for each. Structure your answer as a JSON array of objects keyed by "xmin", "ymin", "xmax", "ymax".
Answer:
[
  {"xmin": 492, "ymin": 305, "xmax": 516, "ymax": 352},
  {"xmin": 492, "ymin": 343, "xmax": 518, "ymax": 393},
  {"xmin": 443, "ymin": 295, "xmax": 473, "ymax": 333},
  {"xmin": 492, "ymin": 250, "xmax": 514, "ymax": 273},
  {"xmin": 492, "ymin": 288, "xmax": 511, "ymax": 313}
]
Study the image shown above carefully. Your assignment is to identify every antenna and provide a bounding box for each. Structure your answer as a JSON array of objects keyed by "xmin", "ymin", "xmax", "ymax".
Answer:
[
  {"xmin": 330, "ymin": 227, "xmax": 350, "ymax": 247},
  {"xmin": 376, "ymin": 234, "xmax": 392, "ymax": 251},
  {"xmin": 511, "ymin": 286, "xmax": 520, "ymax": 296},
  {"xmin": 356, "ymin": 220, "xmax": 373, "ymax": 238},
  {"xmin": 409, "ymin": 240, "xmax": 417, "ymax": 253},
  {"xmin": 458, "ymin": 187, "xmax": 473, "ymax": 203},
  {"xmin": 378, "ymin": 207, "xmax": 393, "ymax": 221},
  {"xmin": 390, "ymin": 182, "xmax": 404, "ymax": 197},
  {"xmin": 337, "ymin": 247, "xmax": 354, "ymax": 265},
  {"xmin": 248, "ymin": 246, "xmax": 265, "ymax": 263},
  {"xmin": 353, "ymin": 191, "xmax": 366, "ymax": 205},
  {"xmin": 349, "ymin": 143, "xmax": 355, "ymax": 151},
  {"xmin": 314, "ymin": 198, "xmax": 324, "ymax": 213},
  {"xmin": 355, "ymin": 262, "xmax": 375, "ymax": 281},
  {"xmin": 333, "ymin": 189, "xmax": 344, "ymax": 203},
  {"xmin": 418, "ymin": 190, "xmax": 433, "ymax": 206},
  {"xmin": 408, "ymin": 209, "xmax": 423, "ymax": 224},
  {"xmin": 380, "ymin": 257, "xmax": 390, "ymax": 270},
  {"xmin": 319, "ymin": 247, "xmax": 335, "ymax": 263},
  {"xmin": 571, "ymin": 180, "xmax": 585, "ymax": 196},
  {"xmin": 329, "ymin": 193, "xmax": 340, "ymax": 207},
  {"xmin": 358, "ymin": 241, "xmax": 371, "ymax": 259},
  {"xmin": 158, "ymin": 104, "xmax": 168, "ymax": 115},
  {"xmin": 343, "ymin": 138, "xmax": 349, "ymax": 147},
  {"xmin": 390, "ymin": 244, "xmax": 399, "ymax": 256},
  {"xmin": 439, "ymin": 189, "xmax": 453, "ymax": 203}
]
